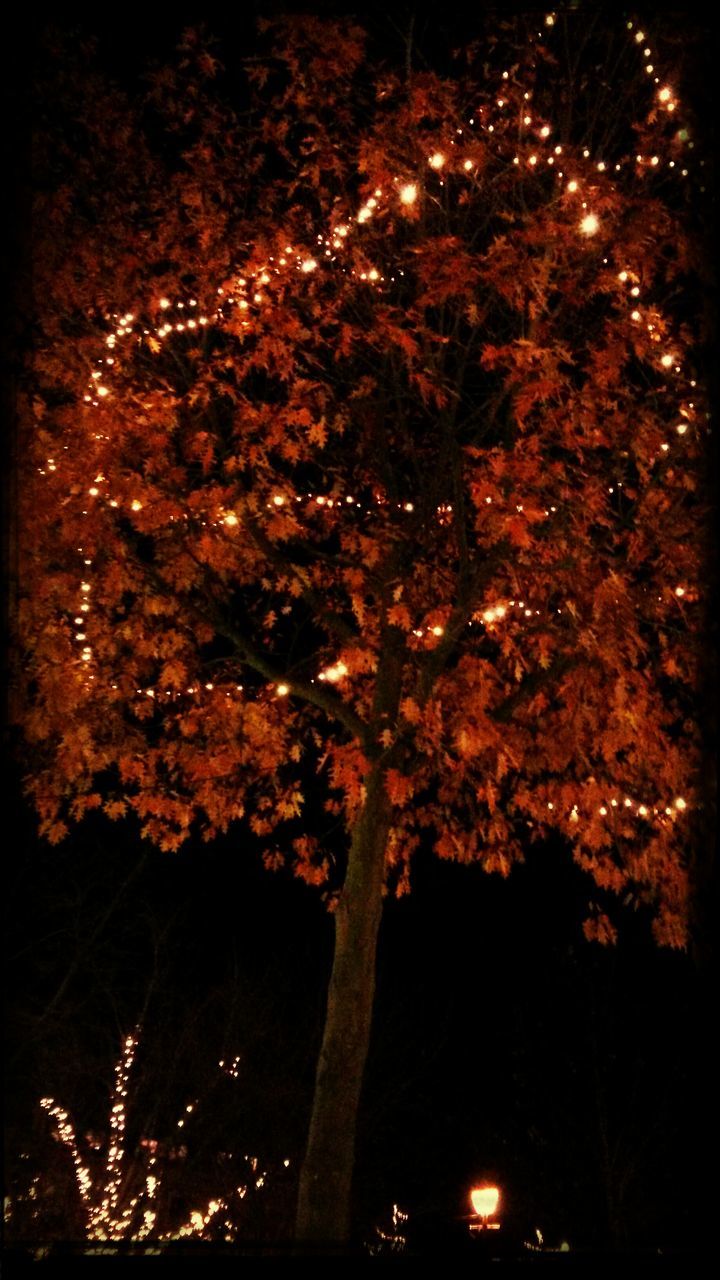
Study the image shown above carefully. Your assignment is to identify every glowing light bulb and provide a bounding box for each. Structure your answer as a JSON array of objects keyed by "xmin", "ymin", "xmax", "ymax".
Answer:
[
  {"xmin": 675, "ymin": 797, "xmax": 687, "ymax": 811},
  {"xmin": 301, "ymin": 258, "xmax": 317, "ymax": 273},
  {"xmin": 223, "ymin": 513, "xmax": 238, "ymax": 526},
  {"xmin": 131, "ymin": 499, "xmax": 143, "ymax": 511},
  {"xmin": 276, "ymin": 684, "xmax": 289, "ymax": 697},
  {"xmin": 399, "ymin": 182, "xmax": 418, "ymax": 205},
  {"xmin": 580, "ymin": 213, "xmax": 599, "ymax": 235},
  {"xmin": 429, "ymin": 152, "xmax": 445, "ymax": 169},
  {"xmin": 661, "ymin": 354, "xmax": 673, "ymax": 367},
  {"xmin": 567, "ymin": 179, "xmax": 578, "ymax": 192}
]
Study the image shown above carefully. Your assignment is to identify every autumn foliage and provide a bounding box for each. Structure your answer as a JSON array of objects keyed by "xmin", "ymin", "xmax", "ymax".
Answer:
[
  {"xmin": 13, "ymin": 10, "xmax": 711, "ymax": 1244},
  {"xmin": 17, "ymin": 16, "xmax": 706, "ymax": 955}
]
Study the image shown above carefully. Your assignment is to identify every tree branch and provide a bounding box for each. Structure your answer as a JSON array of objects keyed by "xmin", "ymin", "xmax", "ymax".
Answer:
[
  {"xmin": 196, "ymin": 589, "xmax": 373, "ymax": 749},
  {"xmin": 491, "ymin": 653, "xmax": 578, "ymax": 723},
  {"xmin": 238, "ymin": 504, "xmax": 360, "ymax": 646},
  {"xmin": 123, "ymin": 538, "xmax": 372, "ymax": 749}
]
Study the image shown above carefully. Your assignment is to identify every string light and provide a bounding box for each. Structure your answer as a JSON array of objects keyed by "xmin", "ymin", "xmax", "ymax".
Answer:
[
  {"xmin": 31, "ymin": 12, "xmax": 700, "ymax": 893},
  {"xmin": 579, "ymin": 213, "xmax": 599, "ymax": 235}
]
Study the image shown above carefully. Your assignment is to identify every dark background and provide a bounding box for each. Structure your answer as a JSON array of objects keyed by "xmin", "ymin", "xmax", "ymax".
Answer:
[
  {"xmin": 4, "ymin": 1, "xmax": 715, "ymax": 1258},
  {"xmin": 5, "ymin": 776, "xmax": 704, "ymax": 1251}
]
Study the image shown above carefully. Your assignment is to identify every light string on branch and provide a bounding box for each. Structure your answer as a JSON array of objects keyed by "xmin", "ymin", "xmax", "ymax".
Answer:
[
  {"xmin": 35, "ymin": 16, "xmax": 701, "ymax": 839},
  {"xmin": 37, "ymin": 1032, "xmax": 291, "ymax": 1243}
]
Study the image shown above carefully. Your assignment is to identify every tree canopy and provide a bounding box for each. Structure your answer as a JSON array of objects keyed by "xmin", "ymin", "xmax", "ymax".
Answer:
[
  {"xmin": 14, "ymin": 10, "xmax": 709, "ymax": 1242},
  {"xmin": 19, "ymin": 13, "xmax": 705, "ymax": 942}
]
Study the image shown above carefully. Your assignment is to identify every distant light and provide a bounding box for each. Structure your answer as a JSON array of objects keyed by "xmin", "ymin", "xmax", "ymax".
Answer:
[
  {"xmin": 399, "ymin": 183, "xmax": 418, "ymax": 205},
  {"xmin": 301, "ymin": 258, "xmax": 317, "ymax": 273},
  {"xmin": 429, "ymin": 152, "xmax": 445, "ymax": 170}
]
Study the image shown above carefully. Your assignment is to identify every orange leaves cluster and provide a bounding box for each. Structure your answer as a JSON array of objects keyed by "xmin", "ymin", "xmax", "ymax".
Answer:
[{"xmin": 14, "ymin": 15, "xmax": 705, "ymax": 952}]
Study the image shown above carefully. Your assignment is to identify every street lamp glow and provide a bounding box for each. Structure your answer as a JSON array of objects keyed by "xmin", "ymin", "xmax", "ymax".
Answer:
[{"xmin": 470, "ymin": 1185, "xmax": 500, "ymax": 1218}]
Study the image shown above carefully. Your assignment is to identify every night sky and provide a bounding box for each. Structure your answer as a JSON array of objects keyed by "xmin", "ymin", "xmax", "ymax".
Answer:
[
  {"xmin": 6, "ymin": 759, "xmax": 704, "ymax": 1252},
  {"xmin": 4, "ymin": 1, "xmax": 716, "ymax": 1262}
]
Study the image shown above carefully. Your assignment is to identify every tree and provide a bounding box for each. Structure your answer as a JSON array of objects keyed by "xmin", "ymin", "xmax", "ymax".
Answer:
[{"xmin": 15, "ymin": 11, "xmax": 708, "ymax": 1246}]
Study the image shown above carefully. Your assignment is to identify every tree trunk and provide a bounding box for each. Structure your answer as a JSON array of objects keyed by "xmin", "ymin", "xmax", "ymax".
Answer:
[{"xmin": 295, "ymin": 763, "xmax": 392, "ymax": 1246}]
